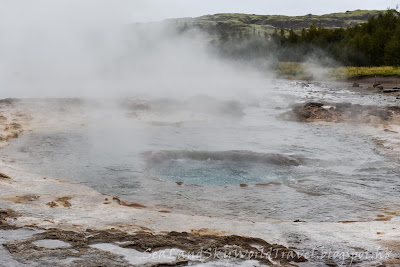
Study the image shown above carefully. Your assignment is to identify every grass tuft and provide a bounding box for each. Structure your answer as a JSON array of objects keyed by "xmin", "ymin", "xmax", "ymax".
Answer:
[{"xmin": 275, "ymin": 63, "xmax": 400, "ymax": 80}]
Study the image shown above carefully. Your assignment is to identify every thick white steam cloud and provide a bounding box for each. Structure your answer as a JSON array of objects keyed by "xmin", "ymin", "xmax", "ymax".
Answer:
[{"xmin": 0, "ymin": 0, "xmax": 269, "ymax": 99}]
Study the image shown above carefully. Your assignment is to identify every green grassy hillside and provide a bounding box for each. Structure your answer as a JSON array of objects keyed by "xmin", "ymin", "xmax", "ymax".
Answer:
[{"xmin": 170, "ymin": 10, "xmax": 383, "ymax": 34}]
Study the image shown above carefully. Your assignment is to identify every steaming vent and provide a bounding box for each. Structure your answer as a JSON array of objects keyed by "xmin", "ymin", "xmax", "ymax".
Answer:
[
  {"xmin": 120, "ymin": 96, "xmax": 245, "ymax": 119},
  {"xmin": 141, "ymin": 150, "xmax": 301, "ymax": 186}
]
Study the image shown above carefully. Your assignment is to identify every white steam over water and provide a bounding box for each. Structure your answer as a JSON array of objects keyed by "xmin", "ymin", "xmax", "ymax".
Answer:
[
  {"xmin": 1, "ymin": 0, "xmax": 400, "ymax": 226},
  {"xmin": 2, "ymin": 3, "xmax": 400, "ymax": 267},
  {"xmin": 2, "ymin": 82, "xmax": 400, "ymax": 223},
  {"xmin": 0, "ymin": 0, "xmax": 268, "ymax": 99}
]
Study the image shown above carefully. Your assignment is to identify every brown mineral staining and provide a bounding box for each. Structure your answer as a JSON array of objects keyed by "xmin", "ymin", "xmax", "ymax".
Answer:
[
  {"xmin": 158, "ymin": 210, "xmax": 171, "ymax": 213},
  {"xmin": 112, "ymin": 197, "xmax": 122, "ymax": 204},
  {"xmin": 239, "ymin": 184, "xmax": 248, "ymax": 187},
  {"xmin": 294, "ymin": 219, "xmax": 307, "ymax": 223},
  {"xmin": 1, "ymin": 123, "xmax": 24, "ymax": 141},
  {"xmin": 6, "ymin": 131, "xmax": 19, "ymax": 139},
  {"xmin": 3, "ymin": 229, "xmax": 307, "ymax": 266},
  {"xmin": 4, "ymin": 123, "xmax": 22, "ymax": 130},
  {"xmin": 374, "ymin": 212, "xmax": 394, "ymax": 221},
  {"xmin": 56, "ymin": 197, "xmax": 72, "ymax": 207},
  {"xmin": 46, "ymin": 202, "xmax": 58, "ymax": 208},
  {"xmin": 377, "ymin": 232, "xmax": 385, "ymax": 235},
  {"xmin": 375, "ymin": 216, "xmax": 392, "ymax": 221},
  {"xmin": 285, "ymin": 101, "xmax": 400, "ymax": 124},
  {"xmin": 190, "ymin": 228, "xmax": 229, "ymax": 236},
  {"xmin": 0, "ymin": 209, "xmax": 19, "ymax": 230},
  {"xmin": 2, "ymin": 194, "xmax": 40, "ymax": 203},
  {"xmin": 121, "ymin": 202, "xmax": 146, "ymax": 208},
  {"xmin": 383, "ymin": 210, "xmax": 397, "ymax": 215},
  {"xmin": 339, "ymin": 221, "xmax": 358, "ymax": 223},
  {"xmin": 46, "ymin": 197, "xmax": 72, "ymax": 208},
  {"xmin": 112, "ymin": 197, "xmax": 146, "ymax": 208},
  {"xmin": 0, "ymin": 101, "xmax": 29, "ymax": 145},
  {"xmin": 176, "ymin": 181, "xmax": 184, "ymax": 185},
  {"xmin": 103, "ymin": 197, "xmax": 111, "ymax": 204},
  {"xmin": 0, "ymin": 172, "xmax": 11, "ymax": 180}
]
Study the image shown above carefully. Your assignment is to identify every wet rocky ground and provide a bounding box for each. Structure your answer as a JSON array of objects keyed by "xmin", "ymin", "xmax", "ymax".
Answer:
[
  {"xmin": 285, "ymin": 101, "xmax": 400, "ymax": 124},
  {"xmin": 1, "ymin": 222, "xmax": 307, "ymax": 266},
  {"xmin": 348, "ymin": 76, "xmax": 400, "ymax": 92},
  {"xmin": 1, "ymin": 88, "xmax": 400, "ymax": 266},
  {"xmin": 0, "ymin": 98, "xmax": 31, "ymax": 148}
]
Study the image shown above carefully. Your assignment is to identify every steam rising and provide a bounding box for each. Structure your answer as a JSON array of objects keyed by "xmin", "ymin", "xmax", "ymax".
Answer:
[{"xmin": 0, "ymin": 0, "xmax": 269, "ymax": 99}]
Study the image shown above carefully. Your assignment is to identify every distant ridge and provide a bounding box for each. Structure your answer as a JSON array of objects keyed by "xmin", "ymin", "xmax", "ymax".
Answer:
[{"xmin": 168, "ymin": 10, "xmax": 383, "ymax": 34}]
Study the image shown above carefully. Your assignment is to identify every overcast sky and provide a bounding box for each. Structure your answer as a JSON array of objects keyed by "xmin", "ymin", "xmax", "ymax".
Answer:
[
  {"xmin": 0, "ymin": 0, "xmax": 398, "ymax": 24},
  {"xmin": 133, "ymin": 0, "xmax": 399, "ymax": 22}
]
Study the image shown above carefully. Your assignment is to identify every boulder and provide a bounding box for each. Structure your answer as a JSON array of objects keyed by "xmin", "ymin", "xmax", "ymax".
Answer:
[{"xmin": 373, "ymin": 83, "xmax": 381, "ymax": 88}]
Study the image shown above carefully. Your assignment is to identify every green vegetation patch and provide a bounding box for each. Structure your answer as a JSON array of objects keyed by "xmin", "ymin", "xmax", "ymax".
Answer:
[
  {"xmin": 188, "ymin": 10, "xmax": 382, "ymax": 34},
  {"xmin": 332, "ymin": 66, "xmax": 400, "ymax": 79},
  {"xmin": 275, "ymin": 63, "xmax": 400, "ymax": 80}
]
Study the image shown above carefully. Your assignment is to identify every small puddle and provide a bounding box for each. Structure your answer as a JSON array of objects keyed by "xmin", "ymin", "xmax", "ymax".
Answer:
[
  {"xmin": 90, "ymin": 243, "xmax": 185, "ymax": 265},
  {"xmin": 32, "ymin": 239, "xmax": 71, "ymax": 249}
]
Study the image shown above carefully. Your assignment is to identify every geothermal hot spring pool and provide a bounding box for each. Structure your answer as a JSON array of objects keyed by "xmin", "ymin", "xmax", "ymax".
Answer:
[{"xmin": 1, "ymin": 80, "xmax": 400, "ymax": 223}]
